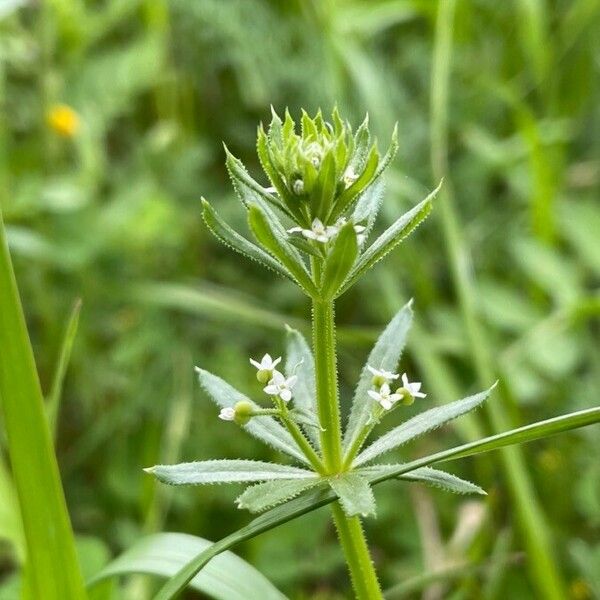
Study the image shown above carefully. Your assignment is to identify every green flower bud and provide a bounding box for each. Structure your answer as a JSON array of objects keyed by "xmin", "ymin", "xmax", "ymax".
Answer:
[
  {"xmin": 396, "ymin": 387, "xmax": 414, "ymax": 406},
  {"xmin": 256, "ymin": 369, "xmax": 272, "ymax": 384},
  {"xmin": 371, "ymin": 374, "xmax": 387, "ymax": 388},
  {"xmin": 233, "ymin": 400, "xmax": 253, "ymax": 425}
]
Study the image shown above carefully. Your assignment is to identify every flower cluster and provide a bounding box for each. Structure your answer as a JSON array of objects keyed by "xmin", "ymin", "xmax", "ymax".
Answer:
[
  {"xmin": 288, "ymin": 218, "xmax": 366, "ymax": 245},
  {"xmin": 367, "ymin": 366, "xmax": 426, "ymax": 410},
  {"xmin": 253, "ymin": 108, "xmax": 392, "ymax": 253},
  {"xmin": 218, "ymin": 353, "xmax": 298, "ymax": 423}
]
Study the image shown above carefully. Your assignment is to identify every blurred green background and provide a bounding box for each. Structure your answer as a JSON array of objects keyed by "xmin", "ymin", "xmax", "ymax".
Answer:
[{"xmin": 1, "ymin": 0, "xmax": 599, "ymax": 598}]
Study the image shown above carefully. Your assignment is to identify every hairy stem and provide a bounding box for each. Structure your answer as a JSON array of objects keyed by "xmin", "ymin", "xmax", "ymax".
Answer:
[
  {"xmin": 332, "ymin": 502, "xmax": 383, "ymax": 600},
  {"xmin": 311, "ymin": 279, "xmax": 382, "ymax": 597},
  {"xmin": 312, "ymin": 299, "xmax": 342, "ymax": 472},
  {"xmin": 279, "ymin": 414, "xmax": 325, "ymax": 474}
]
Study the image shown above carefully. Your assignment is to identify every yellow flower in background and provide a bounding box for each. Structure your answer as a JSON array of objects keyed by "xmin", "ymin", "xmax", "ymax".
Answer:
[{"xmin": 46, "ymin": 104, "xmax": 80, "ymax": 138}]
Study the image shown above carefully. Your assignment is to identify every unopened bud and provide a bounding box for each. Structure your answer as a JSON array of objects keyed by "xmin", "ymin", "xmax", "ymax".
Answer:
[
  {"xmin": 396, "ymin": 387, "xmax": 414, "ymax": 406},
  {"xmin": 371, "ymin": 374, "xmax": 386, "ymax": 388},
  {"xmin": 293, "ymin": 179, "xmax": 305, "ymax": 195},
  {"xmin": 233, "ymin": 400, "xmax": 253, "ymax": 425},
  {"xmin": 256, "ymin": 369, "xmax": 272, "ymax": 384}
]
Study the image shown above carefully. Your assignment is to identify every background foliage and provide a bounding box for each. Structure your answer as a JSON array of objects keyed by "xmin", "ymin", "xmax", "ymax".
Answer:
[{"xmin": 1, "ymin": 0, "xmax": 599, "ymax": 598}]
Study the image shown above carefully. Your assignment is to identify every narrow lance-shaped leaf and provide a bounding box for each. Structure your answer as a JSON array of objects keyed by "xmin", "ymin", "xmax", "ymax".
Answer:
[
  {"xmin": 154, "ymin": 407, "xmax": 600, "ymax": 600},
  {"xmin": 236, "ymin": 478, "xmax": 325, "ymax": 514},
  {"xmin": 0, "ymin": 210, "xmax": 87, "ymax": 598},
  {"xmin": 90, "ymin": 533, "xmax": 287, "ymax": 600},
  {"xmin": 330, "ymin": 145, "xmax": 379, "ymax": 220},
  {"xmin": 322, "ymin": 222, "xmax": 358, "ymax": 299},
  {"xmin": 343, "ymin": 301, "xmax": 413, "ymax": 454},
  {"xmin": 352, "ymin": 176, "xmax": 385, "ymax": 240},
  {"xmin": 358, "ymin": 465, "xmax": 486, "ymax": 496},
  {"xmin": 313, "ymin": 152, "xmax": 338, "ymax": 221},
  {"xmin": 285, "ymin": 326, "xmax": 320, "ymax": 447},
  {"xmin": 256, "ymin": 127, "xmax": 302, "ymax": 221},
  {"xmin": 201, "ymin": 199, "xmax": 294, "ymax": 281},
  {"xmin": 350, "ymin": 114, "xmax": 371, "ymax": 172},
  {"xmin": 153, "ymin": 407, "xmax": 600, "ymax": 600},
  {"xmin": 47, "ymin": 298, "xmax": 81, "ymax": 440},
  {"xmin": 338, "ymin": 181, "xmax": 442, "ymax": 296},
  {"xmin": 328, "ymin": 473, "xmax": 376, "ymax": 518},
  {"xmin": 353, "ymin": 385, "xmax": 496, "ymax": 467},
  {"xmin": 224, "ymin": 147, "xmax": 295, "ymax": 221},
  {"xmin": 145, "ymin": 460, "xmax": 317, "ymax": 486},
  {"xmin": 248, "ymin": 204, "xmax": 319, "ymax": 298},
  {"xmin": 195, "ymin": 368, "xmax": 309, "ymax": 465}
]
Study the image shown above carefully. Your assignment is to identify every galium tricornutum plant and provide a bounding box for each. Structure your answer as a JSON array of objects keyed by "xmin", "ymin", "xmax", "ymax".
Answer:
[{"xmin": 145, "ymin": 109, "xmax": 494, "ymax": 598}]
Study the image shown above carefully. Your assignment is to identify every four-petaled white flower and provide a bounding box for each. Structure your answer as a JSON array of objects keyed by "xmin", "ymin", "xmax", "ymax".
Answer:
[
  {"xmin": 367, "ymin": 365, "xmax": 399, "ymax": 385},
  {"xmin": 264, "ymin": 371, "xmax": 298, "ymax": 403},
  {"xmin": 219, "ymin": 407, "xmax": 236, "ymax": 421},
  {"xmin": 249, "ymin": 353, "xmax": 281, "ymax": 372},
  {"xmin": 288, "ymin": 218, "xmax": 333, "ymax": 243},
  {"xmin": 330, "ymin": 217, "xmax": 367, "ymax": 244},
  {"xmin": 368, "ymin": 383, "xmax": 402, "ymax": 410},
  {"xmin": 401, "ymin": 373, "xmax": 426, "ymax": 399}
]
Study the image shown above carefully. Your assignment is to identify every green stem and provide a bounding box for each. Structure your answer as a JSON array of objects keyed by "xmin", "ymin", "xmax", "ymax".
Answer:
[
  {"xmin": 332, "ymin": 503, "xmax": 383, "ymax": 600},
  {"xmin": 312, "ymin": 299, "xmax": 342, "ymax": 471},
  {"xmin": 311, "ymin": 278, "xmax": 382, "ymax": 597},
  {"xmin": 280, "ymin": 415, "xmax": 325, "ymax": 474}
]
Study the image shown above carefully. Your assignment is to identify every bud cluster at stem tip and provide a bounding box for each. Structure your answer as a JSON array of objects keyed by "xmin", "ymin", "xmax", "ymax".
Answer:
[{"xmin": 256, "ymin": 107, "xmax": 392, "ymax": 231}]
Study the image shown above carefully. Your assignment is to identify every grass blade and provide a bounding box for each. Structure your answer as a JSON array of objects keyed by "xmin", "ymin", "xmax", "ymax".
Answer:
[
  {"xmin": 47, "ymin": 298, "xmax": 82, "ymax": 440},
  {"xmin": 0, "ymin": 211, "xmax": 87, "ymax": 598}
]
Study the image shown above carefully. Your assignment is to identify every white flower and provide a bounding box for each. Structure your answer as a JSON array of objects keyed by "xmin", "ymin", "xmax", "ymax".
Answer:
[
  {"xmin": 264, "ymin": 370, "xmax": 298, "ymax": 403},
  {"xmin": 367, "ymin": 383, "xmax": 402, "ymax": 410},
  {"xmin": 401, "ymin": 373, "xmax": 426, "ymax": 399},
  {"xmin": 367, "ymin": 365, "xmax": 399, "ymax": 385},
  {"xmin": 218, "ymin": 407, "xmax": 236, "ymax": 421},
  {"xmin": 329, "ymin": 217, "xmax": 367, "ymax": 244},
  {"xmin": 288, "ymin": 218, "xmax": 333, "ymax": 243},
  {"xmin": 249, "ymin": 353, "xmax": 281, "ymax": 371}
]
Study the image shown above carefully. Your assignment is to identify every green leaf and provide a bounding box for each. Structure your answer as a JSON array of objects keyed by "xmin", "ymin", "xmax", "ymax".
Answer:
[
  {"xmin": 89, "ymin": 533, "xmax": 286, "ymax": 600},
  {"xmin": 352, "ymin": 177, "xmax": 385, "ymax": 237},
  {"xmin": 47, "ymin": 298, "xmax": 82, "ymax": 440},
  {"xmin": 313, "ymin": 151, "xmax": 337, "ymax": 220},
  {"xmin": 145, "ymin": 460, "xmax": 317, "ymax": 486},
  {"xmin": 195, "ymin": 368, "xmax": 309, "ymax": 465},
  {"xmin": 236, "ymin": 478, "xmax": 325, "ymax": 513},
  {"xmin": 153, "ymin": 407, "xmax": 600, "ymax": 599},
  {"xmin": 224, "ymin": 148, "xmax": 294, "ymax": 220},
  {"xmin": 350, "ymin": 114, "xmax": 371, "ymax": 172},
  {"xmin": 331, "ymin": 145, "xmax": 379, "ymax": 220},
  {"xmin": 343, "ymin": 301, "xmax": 413, "ymax": 455},
  {"xmin": 256, "ymin": 127, "xmax": 301, "ymax": 221},
  {"xmin": 339, "ymin": 181, "xmax": 441, "ymax": 295},
  {"xmin": 358, "ymin": 465, "xmax": 486, "ymax": 495},
  {"xmin": 201, "ymin": 199, "xmax": 294, "ymax": 281},
  {"xmin": 353, "ymin": 385, "xmax": 495, "ymax": 467},
  {"xmin": 322, "ymin": 222, "xmax": 359, "ymax": 299},
  {"xmin": 248, "ymin": 204, "xmax": 319, "ymax": 297},
  {"xmin": 0, "ymin": 212, "xmax": 87, "ymax": 598},
  {"xmin": 328, "ymin": 473, "xmax": 376, "ymax": 517},
  {"xmin": 288, "ymin": 408, "xmax": 323, "ymax": 432},
  {"xmin": 284, "ymin": 325, "xmax": 318, "ymax": 443}
]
